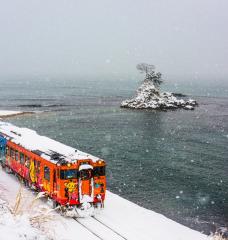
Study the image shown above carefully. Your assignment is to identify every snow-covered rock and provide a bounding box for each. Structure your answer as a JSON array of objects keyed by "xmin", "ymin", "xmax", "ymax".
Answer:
[{"xmin": 121, "ymin": 80, "xmax": 198, "ymax": 110}]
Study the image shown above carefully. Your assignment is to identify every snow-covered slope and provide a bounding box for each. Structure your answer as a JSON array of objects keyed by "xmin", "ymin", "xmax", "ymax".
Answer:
[
  {"xmin": 121, "ymin": 81, "xmax": 198, "ymax": 110},
  {"xmin": 0, "ymin": 110, "xmax": 36, "ymax": 119},
  {"xmin": 0, "ymin": 167, "xmax": 210, "ymax": 240},
  {"xmin": 0, "ymin": 199, "xmax": 48, "ymax": 240},
  {"xmin": 0, "ymin": 110, "xmax": 23, "ymax": 117}
]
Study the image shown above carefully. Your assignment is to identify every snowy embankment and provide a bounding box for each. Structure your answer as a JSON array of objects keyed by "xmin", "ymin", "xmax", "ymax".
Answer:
[
  {"xmin": 0, "ymin": 110, "xmax": 23, "ymax": 117},
  {"xmin": 0, "ymin": 167, "xmax": 210, "ymax": 240},
  {"xmin": 0, "ymin": 110, "xmax": 34, "ymax": 118},
  {"xmin": 121, "ymin": 81, "xmax": 198, "ymax": 110},
  {"xmin": 0, "ymin": 199, "xmax": 48, "ymax": 240}
]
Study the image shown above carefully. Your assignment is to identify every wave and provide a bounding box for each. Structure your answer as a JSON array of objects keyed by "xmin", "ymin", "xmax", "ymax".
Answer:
[{"xmin": 17, "ymin": 104, "xmax": 71, "ymax": 108}]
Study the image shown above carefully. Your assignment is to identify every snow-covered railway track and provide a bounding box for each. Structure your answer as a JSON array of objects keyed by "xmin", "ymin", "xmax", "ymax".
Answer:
[
  {"xmin": 74, "ymin": 218, "xmax": 104, "ymax": 240},
  {"xmin": 74, "ymin": 217, "xmax": 127, "ymax": 240},
  {"xmin": 92, "ymin": 216, "xmax": 128, "ymax": 240}
]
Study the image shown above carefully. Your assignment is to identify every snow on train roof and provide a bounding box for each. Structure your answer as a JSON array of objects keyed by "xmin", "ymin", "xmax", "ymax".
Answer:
[{"xmin": 0, "ymin": 121, "xmax": 99, "ymax": 164}]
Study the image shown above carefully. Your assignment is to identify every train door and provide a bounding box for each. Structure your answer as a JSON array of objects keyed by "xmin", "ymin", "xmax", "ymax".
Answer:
[
  {"xmin": 78, "ymin": 164, "xmax": 94, "ymax": 203},
  {"xmin": 53, "ymin": 169, "xmax": 57, "ymax": 194},
  {"xmin": 36, "ymin": 160, "xmax": 41, "ymax": 186},
  {"xmin": 29, "ymin": 159, "xmax": 37, "ymax": 183}
]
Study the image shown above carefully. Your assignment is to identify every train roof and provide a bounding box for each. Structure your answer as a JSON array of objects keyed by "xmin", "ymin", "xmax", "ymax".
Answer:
[{"xmin": 0, "ymin": 121, "xmax": 100, "ymax": 164}]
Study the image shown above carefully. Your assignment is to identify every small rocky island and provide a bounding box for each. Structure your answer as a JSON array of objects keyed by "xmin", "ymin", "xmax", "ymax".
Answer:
[{"xmin": 121, "ymin": 63, "xmax": 198, "ymax": 110}]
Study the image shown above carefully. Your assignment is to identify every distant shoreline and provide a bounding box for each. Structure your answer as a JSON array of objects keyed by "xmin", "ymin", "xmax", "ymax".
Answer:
[{"xmin": 0, "ymin": 111, "xmax": 35, "ymax": 119}]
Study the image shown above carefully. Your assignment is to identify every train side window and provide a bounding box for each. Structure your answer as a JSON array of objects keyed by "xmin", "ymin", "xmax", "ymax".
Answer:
[
  {"xmin": 25, "ymin": 156, "xmax": 30, "ymax": 168},
  {"xmin": 6, "ymin": 146, "xmax": 9, "ymax": 155},
  {"xmin": 10, "ymin": 149, "xmax": 15, "ymax": 159},
  {"xmin": 60, "ymin": 169, "xmax": 78, "ymax": 179},
  {"xmin": 37, "ymin": 161, "xmax": 40, "ymax": 173},
  {"xmin": 53, "ymin": 170, "xmax": 56, "ymax": 182},
  {"xmin": 34, "ymin": 159, "xmax": 37, "ymax": 168},
  {"xmin": 44, "ymin": 166, "xmax": 50, "ymax": 181},
  {"xmin": 20, "ymin": 153, "xmax": 25, "ymax": 165},
  {"xmin": 15, "ymin": 151, "xmax": 19, "ymax": 161}
]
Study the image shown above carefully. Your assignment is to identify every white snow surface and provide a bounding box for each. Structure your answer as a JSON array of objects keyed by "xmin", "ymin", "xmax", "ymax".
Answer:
[
  {"xmin": 0, "ymin": 204, "xmax": 48, "ymax": 240},
  {"xmin": 0, "ymin": 121, "xmax": 99, "ymax": 163},
  {"xmin": 79, "ymin": 164, "xmax": 93, "ymax": 171},
  {"xmin": 0, "ymin": 167, "xmax": 210, "ymax": 240},
  {"xmin": 121, "ymin": 81, "xmax": 198, "ymax": 110},
  {"xmin": 0, "ymin": 110, "xmax": 23, "ymax": 117}
]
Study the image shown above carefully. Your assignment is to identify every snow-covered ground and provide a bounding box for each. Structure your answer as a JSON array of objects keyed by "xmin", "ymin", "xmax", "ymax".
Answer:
[
  {"xmin": 0, "ymin": 198, "xmax": 48, "ymax": 240},
  {"xmin": 0, "ymin": 110, "xmax": 23, "ymax": 117},
  {"xmin": 0, "ymin": 166, "xmax": 210, "ymax": 240},
  {"xmin": 0, "ymin": 110, "xmax": 36, "ymax": 119}
]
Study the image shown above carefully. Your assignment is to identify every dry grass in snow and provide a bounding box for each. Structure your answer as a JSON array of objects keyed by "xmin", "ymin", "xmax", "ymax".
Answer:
[{"xmin": 0, "ymin": 186, "xmax": 59, "ymax": 240}]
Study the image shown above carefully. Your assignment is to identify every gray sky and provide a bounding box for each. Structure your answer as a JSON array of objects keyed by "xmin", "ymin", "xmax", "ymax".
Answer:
[{"xmin": 0, "ymin": 0, "xmax": 227, "ymax": 82}]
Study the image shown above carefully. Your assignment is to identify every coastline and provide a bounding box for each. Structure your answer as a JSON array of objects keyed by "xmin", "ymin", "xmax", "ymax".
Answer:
[
  {"xmin": 0, "ymin": 111, "xmax": 211, "ymax": 240},
  {"xmin": 0, "ymin": 166, "xmax": 210, "ymax": 240},
  {"xmin": 0, "ymin": 110, "xmax": 35, "ymax": 119}
]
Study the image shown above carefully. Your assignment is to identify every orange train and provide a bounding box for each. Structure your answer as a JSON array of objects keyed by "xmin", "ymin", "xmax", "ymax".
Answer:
[{"xmin": 0, "ymin": 121, "xmax": 106, "ymax": 216}]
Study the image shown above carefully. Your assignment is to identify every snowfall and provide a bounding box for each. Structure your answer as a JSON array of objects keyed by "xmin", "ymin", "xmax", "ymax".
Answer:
[{"xmin": 0, "ymin": 111, "xmax": 211, "ymax": 240}]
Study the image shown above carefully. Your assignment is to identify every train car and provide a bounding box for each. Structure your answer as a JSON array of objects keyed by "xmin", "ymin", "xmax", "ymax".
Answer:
[{"xmin": 0, "ymin": 121, "xmax": 106, "ymax": 217}]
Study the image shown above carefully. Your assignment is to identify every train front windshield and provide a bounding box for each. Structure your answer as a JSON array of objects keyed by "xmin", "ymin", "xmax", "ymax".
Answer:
[
  {"xmin": 60, "ymin": 166, "xmax": 105, "ymax": 180},
  {"xmin": 60, "ymin": 169, "xmax": 78, "ymax": 179},
  {"xmin": 80, "ymin": 169, "xmax": 92, "ymax": 180}
]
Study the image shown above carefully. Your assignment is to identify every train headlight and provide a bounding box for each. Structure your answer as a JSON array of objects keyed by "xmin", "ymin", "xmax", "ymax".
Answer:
[
  {"xmin": 98, "ymin": 160, "xmax": 102, "ymax": 164},
  {"xmin": 67, "ymin": 163, "xmax": 71, "ymax": 167}
]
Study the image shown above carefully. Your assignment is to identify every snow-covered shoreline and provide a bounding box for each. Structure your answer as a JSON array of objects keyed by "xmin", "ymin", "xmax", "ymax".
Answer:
[
  {"xmin": 0, "ymin": 110, "xmax": 34, "ymax": 118},
  {"xmin": 0, "ymin": 198, "xmax": 48, "ymax": 240},
  {"xmin": 121, "ymin": 80, "xmax": 198, "ymax": 110},
  {"xmin": 0, "ymin": 111, "xmax": 211, "ymax": 240}
]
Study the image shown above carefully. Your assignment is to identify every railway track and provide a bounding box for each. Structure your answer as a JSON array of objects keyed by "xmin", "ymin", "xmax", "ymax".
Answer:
[
  {"xmin": 74, "ymin": 218, "xmax": 104, "ymax": 240},
  {"xmin": 92, "ymin": 216, "xmax": 128, "ymax": 240},
  {"xmin": 74, "ymin": 216, "xmax": 128, "ymax": 240}
]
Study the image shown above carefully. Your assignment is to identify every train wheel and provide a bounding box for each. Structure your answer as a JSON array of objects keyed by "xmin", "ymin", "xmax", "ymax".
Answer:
[
  {"xmin": 59, "ymin": 206, "xmax": 66, "ymax": 216},
  {"xmin": 0, "ymin": 161, "xmax": 5, "ymax": 169},
  {"xmin": 23, "ymin": 179, "xmax": 29, "ymax": 187},
  {"xmin": 47, "ymin": 198, "xmax": 58, "ymax": 209},
  {"xmin": 26, "ymin": 181, "xmax": 33, "ymax": 189},
  {"xmin": 16, "ymin": 174, "xmax": 22, "ymax": 182},
  {"xmin": 5, "ymin": 166, "xmax": 12, "ymax": 174},
  {"xmin": 52, "ymin": 200, "xmax": 58, "ymax": 209}
]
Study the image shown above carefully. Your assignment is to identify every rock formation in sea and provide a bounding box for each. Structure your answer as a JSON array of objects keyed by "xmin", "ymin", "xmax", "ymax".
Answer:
[{"xmin": 121, "ymin": 63, "xmax": 198, "ymax": 110}]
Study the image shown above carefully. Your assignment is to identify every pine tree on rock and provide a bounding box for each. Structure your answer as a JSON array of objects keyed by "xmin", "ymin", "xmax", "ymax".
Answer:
[{"xmin": 136, "ymin": 63, "xmax": 163, "ymax": 88}]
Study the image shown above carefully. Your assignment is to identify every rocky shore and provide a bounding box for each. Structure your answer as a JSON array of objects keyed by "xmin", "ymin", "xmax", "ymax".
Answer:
[{"xmin": 121, "ymin": 80, "xmax": 198, "ymax": 110}]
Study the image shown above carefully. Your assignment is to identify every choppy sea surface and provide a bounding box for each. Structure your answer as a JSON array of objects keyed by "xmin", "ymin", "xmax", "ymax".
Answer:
[{"xmin": 0, "ymin": 77, "xmax": 227, "ymax": 234}]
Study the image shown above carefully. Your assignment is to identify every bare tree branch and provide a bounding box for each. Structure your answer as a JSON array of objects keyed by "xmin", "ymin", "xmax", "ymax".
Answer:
[{"xmin": 136, "ymin": 63, "xmax": 163, "ymax": 88}]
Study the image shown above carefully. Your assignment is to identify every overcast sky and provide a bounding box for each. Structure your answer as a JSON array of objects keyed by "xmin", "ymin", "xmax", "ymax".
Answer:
[{"xmin": 0, "ymin": 0, "xmax": 227, "ymax": 82}]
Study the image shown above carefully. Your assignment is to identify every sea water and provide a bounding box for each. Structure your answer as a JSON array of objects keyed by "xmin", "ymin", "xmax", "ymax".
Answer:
[{"xmin": 0, "ymin": 76, "xmax": 227, "ymax": 234}]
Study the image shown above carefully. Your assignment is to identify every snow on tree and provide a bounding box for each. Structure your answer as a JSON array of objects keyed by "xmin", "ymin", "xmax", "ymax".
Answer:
[{"xmin": 136, "ymin": 63, "xmax": 163, "ymax": 88}]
